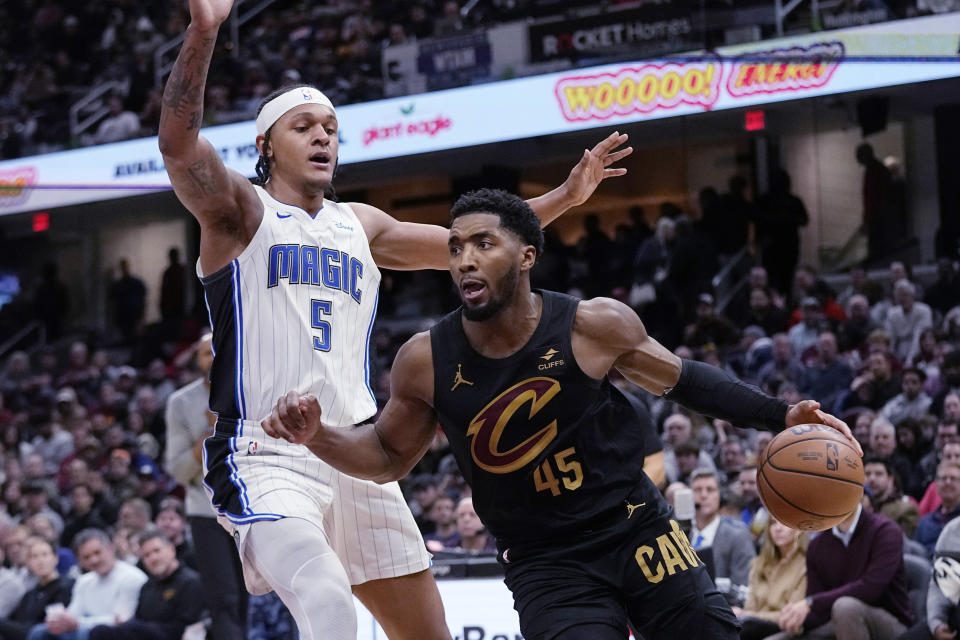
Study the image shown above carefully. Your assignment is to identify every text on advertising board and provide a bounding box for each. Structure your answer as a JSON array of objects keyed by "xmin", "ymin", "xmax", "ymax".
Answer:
[
  {"xmin": 556, "ymin": 42, "xmax": 844, "ymax": 121},
  {"xmin": 557, "ymin": 58, "xmax": 720, "ymax": 121},
  {"xmin": 529, "ymin": 3, "xmax": 699, "ymax": 62},
  {"xmin": 727, "ymin": 42, "xmax": 843, "ymax": 98}
]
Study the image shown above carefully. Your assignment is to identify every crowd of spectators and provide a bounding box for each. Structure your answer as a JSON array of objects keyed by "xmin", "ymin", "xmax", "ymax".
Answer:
[
  {"xmin": 1, "ymin": 0, "xmax": 955, "ymax": 160},
  {"xmin": 0, "ymin": 149, "xmax": 959, "ymax": 633},
  {"xmin": 0, "ymin": 0, "xmax": 500, "ymax": 160},
  {"xmin": 0, "ymin": 220, "xmax": 959, "ymax": 639}
]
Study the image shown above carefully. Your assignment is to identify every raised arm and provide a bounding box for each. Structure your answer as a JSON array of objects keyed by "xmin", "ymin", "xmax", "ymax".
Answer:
[
  {"xmin": 574, "ymin": 297, "xmax": 861, "ymax": 452},
  {"xmin": 158, "ymin": 0, "xmax": 261, "ymax": 272},
  {"xmin": 352, "ymin": 131, "xmax": 632, "ymax": 271},
  {"xmin": 261, "ymin": 332, "xmax": 439, "ymax": 483},
  {"xmin": 526, "ymin": 131, "xmax": 632, "ymax": 225}
]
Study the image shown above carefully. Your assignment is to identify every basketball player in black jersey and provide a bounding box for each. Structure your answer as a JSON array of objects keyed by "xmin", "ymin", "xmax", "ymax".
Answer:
[{"xmin": 263, "ymin": 189, "xmax": 861, "ymax": 640}]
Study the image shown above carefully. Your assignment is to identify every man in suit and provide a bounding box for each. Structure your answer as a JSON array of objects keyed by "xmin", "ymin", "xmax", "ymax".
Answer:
[{"xmin": 690, "ymin": 468, "xmax": 756, "ymax": 594}]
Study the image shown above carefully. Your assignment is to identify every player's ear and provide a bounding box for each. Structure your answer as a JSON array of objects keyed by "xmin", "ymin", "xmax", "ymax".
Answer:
[
  {"xmin": 256, "ymin": 134, "xmax": 272, "ymax": 159},
  {"xmin": 519, "ymin": 244, "xmax": 537, "ymax": 272}
]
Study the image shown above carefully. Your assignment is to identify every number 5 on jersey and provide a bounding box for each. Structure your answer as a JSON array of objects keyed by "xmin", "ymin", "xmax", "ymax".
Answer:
[
  {"xmin": 312, "ymin": 299, "xmax": 332, "ymax": 351},
  {"xmin": 534, "ymin": 447, "xmax": 583, "ymax": 496}
]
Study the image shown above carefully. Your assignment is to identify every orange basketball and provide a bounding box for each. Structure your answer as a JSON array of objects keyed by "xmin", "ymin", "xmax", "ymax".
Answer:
[{"xmin": 757, "ymin": 424, "xmax": 864, "ymax": 532}]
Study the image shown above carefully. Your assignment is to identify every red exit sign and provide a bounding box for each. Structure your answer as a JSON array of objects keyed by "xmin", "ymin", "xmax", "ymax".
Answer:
[
  {"xmin": 745, "ymin": 110, "xmax": 765, "ymax": 131},
  {"xmin": 32, "ymin": 212, "xmax": 49, "ymax": 232}
]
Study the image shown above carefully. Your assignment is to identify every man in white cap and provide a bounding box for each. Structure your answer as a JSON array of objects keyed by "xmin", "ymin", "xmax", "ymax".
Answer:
[{"xmin": 157, "ymin": 1, "xmax": 632, "ymax": 638}]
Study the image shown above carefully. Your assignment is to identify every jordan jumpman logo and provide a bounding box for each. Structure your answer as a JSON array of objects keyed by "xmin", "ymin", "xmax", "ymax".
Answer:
[
  {"xmin": 451, "ymin": 364, "xmax": 474, "ymax": 391},
  {"xmin": 625, "ymin": 500, "xmax": 647, "ymax": 519}
]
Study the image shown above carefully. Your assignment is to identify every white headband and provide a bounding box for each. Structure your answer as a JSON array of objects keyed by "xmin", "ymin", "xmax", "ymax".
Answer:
[{"xmin": 256, "ymin": 87, "xmax": 336, "ymax": 136}]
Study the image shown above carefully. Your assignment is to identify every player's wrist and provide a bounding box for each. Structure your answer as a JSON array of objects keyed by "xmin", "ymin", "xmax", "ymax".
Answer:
[
  {"xmin": 556, "ymin": 180, "xmax": 585, "ymax": 209},
  {"xmin": 187, "ymin": 22, "xmax": 223, "ymax": 37}
]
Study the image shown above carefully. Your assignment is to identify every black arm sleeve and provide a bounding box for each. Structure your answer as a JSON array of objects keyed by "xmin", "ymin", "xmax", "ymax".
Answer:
[{"xmin": 665, "ymin": 359, "xmax": 789, "ymax": 432}]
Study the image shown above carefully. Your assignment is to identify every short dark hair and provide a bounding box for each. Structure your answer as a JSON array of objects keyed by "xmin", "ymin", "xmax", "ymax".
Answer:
[
  {"xmin": 24, "ymin": 535, "xmax": 57, "ymax": 556},
  {"xmin": 675, "ymin": 442, "xmax": 701, "ymax": 457},
  {"xmin": 902, "ymin": 366, "xmax": 926, "ymax": 382},
  {"xmin": 138, "ymin": 527, "xmax": 172, "ymax": 549},
  {"xmin": 158, "ymin": 497, "xmax": 185, "ymax": 518},
  {"xmin": 21, "ymin": 481, "xmax": 46, "ymax": 495},
  {"xmin": 719, "ymin": 486, "xmax": 742, "ymax": 510},
  {"xmin": 863, "ymin": 456, "xmax": 892, "ymax": 475},
  {"xmin": 450, "ymin": 188, "xmax": 544, "ymax": 260},
  {"xmin": 69, "ymin": 482, "xmax": 93, "ymax": 495}
]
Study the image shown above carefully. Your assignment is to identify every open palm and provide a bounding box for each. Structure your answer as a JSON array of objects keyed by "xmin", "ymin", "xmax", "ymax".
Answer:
[
  {"xmin": 563, "ymin": 131, "xmax": 633, "ymax": 207},
  {"xmin": 189, "ymin": 0, "xmax": 235, "ymax": 30}
]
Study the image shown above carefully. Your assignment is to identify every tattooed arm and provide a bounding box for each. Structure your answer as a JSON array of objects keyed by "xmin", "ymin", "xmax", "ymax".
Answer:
[{"xmin": 158, "ymin": 0, "xmax": 261, "ymax": 273}]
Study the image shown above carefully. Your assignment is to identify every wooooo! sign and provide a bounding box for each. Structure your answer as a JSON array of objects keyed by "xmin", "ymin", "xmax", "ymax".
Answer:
[
  {"xmin": 555, "ymin": 42, "xmax": 845, "ymax": 122},
  {"xmin": 556, "ymin": 58, "xmax": 721, "ymax": 121}
]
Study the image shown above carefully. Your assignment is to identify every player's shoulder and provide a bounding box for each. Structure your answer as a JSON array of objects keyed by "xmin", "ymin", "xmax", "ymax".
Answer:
[
  {"xmin": 397, "ymin": 330, "xmax": 432, "ymax": 359},
  {"xmin": 390, "ymin": 331, "xmax": 433, "ymax": 396},
  {"xmin": 574, "ymin": 296, "xmax": 645, "ymax": 340},
  {"xmin": 344, "ymin": 201, "xmax": 391, "ymax": 233}
]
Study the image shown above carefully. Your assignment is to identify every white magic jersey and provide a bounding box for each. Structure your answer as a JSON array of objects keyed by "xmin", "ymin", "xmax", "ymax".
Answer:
[{"xmin": 199, "ymin": 186, "xmax": 381, "ymax": 427}]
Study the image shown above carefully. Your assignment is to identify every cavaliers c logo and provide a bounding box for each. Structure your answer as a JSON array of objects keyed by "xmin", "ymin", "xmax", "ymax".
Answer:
[{"xmin": 467, "ymin": 377, "xmax": 560, "ymax": 474}]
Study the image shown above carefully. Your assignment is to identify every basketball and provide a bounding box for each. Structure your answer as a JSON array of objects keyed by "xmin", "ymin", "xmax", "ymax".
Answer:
[{"xmin": 757, "ymin": 424, "xmax": 864, "ymax": 532}]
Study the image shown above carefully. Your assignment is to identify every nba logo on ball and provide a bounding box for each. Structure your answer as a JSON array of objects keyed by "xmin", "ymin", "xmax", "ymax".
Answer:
[
  {"xmin": 825, "ymin": 443, "xmax": 839, "ymax": 471},
  {"xmin": 758, "ymin": 425, "xmax": 864, "ymax": 532}
]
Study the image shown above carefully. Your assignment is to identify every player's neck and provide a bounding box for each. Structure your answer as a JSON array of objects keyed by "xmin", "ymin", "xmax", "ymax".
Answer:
[
  {"xmin": 265, "ymin": 175, "xmax": 325, "ymax": 215},
  {"xmin": 462, "ymin": 289, "xmax": 541, "ymax": 359}
]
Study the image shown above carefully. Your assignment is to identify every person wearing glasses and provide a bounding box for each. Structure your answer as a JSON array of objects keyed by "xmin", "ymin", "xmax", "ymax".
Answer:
[{"xmin": 916, "ymin": 462, "xmax": 960, "ymax": 556}]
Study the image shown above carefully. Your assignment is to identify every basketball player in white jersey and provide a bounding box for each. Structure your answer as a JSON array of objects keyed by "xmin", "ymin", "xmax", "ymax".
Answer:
[{"xmin": 158, "ymin": 1, "xmax": 632, "ymax": 638}]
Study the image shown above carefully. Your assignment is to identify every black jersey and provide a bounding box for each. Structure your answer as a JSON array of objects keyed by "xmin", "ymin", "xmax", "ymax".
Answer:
[{"xmin": 430, "ymin": 290, "xmax": 651, "ymax": 546}]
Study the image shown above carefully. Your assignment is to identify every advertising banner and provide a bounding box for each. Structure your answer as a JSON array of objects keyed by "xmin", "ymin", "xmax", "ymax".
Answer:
[
  {"xmin": 417, "ymin": 32, "xmax": 493, "ymax": 91},
  {"xmin": 355, "ymin": 578, "xmax": 522, "ymax": 640},
  {"xmin": 1, "ymin": 14, "xmax": 957, "ymax": 216},
  {"xmin": 528, "ymin": 3, "xmax": 700, "ymax": 63}
]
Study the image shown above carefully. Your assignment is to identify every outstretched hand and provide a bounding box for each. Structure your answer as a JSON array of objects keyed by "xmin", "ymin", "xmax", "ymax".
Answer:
[
  {"xmin": 262, "ymin": 391, "xmax": 324, "ymax": 445},
  {"xmin": 785, "ymin": 399, "xmax": 863, "ymax": 456},
  {"xmin": 189, "ymin": 0, "xmax": 235, "ymax": 31},
  {"xmin": 561, "ymin": 131, "xmax": 633, "ymax": 207}
]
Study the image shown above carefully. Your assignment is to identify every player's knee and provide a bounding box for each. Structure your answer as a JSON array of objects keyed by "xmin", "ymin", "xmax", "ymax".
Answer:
[{"xmin": 290, "ymin": 552, "xmax": 353, "ymax": 612}]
